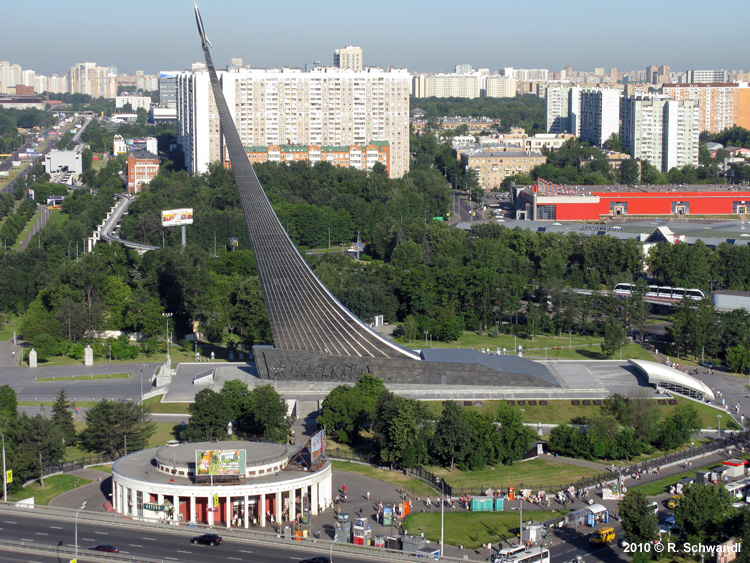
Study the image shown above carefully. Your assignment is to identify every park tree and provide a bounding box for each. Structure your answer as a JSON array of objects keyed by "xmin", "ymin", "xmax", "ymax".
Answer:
[
  {"xmin": 219, "ymin": 379, "xmax": 253, "ymax": 430},
  {"xmin": 0, "ymin": 384, "xmax": 17, "ymax": 432},
  {"xmin": 187, "ymin": 389, "xmax": 232, "ymax": 442},
  {"xmin": 79, "ymin": 400, "xmax": 155, "ymax": 459},
  {"xmin": 727, "ymin": 344, "xmax": 750, "ymax": 375},
  {"xmin": 618, "ymin": 159, "xmax": 640, "ymax": 185},
  {"xmin": 655, "ymin": 404, "xmax": 701, "ymax": 451},
  {"xmin": 51, "ymin": 388, "xmax": 77, "ymax": 446},
  {"xmin": 620, "ymin": 490, "xmax": 659, "ymax": 547},
  {"xmin": 372, "ymin": 391, "xmax": 430, "ymax": 469},
  {"xmin": 317, "ymin": 385, "xmax": 365, "ymax": 444},
  {"xmin": 600, "ymin": 324, "xmax": 627, "ymax": 358},
  {"xmin": 8, "ymin": 413, "xmax": 66, "ymax": 486},
  {"xmin": 675, "ymin": 483, "xmax": 733, "ymax": 544},
  {"xmin": 496, "ymin": 402, "xmax": 537, "ymax": 465},
  {"xmin": 432, "ymin": 401, "xmax": 471, "ymax": 471},
  {"xmin": 246, "ymin": 384, "xmax": 292, "ymax": 443}
]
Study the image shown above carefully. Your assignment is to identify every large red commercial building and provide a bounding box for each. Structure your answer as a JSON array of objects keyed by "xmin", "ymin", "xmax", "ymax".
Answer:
[{"xmin": 515, "ymin": 182, "xmax": 750, "ymax": 221}]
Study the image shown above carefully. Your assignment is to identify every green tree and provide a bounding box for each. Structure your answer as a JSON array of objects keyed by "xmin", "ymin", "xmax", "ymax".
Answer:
[
  {"xmin": 247, "ymin": 385, "xmax": 292, "ymax": 443},
  {"xmin": 8, "ymin": 413, "xmax": 66, "ymax": 486},
  {"xmin": 318, "ymin": 385, "xmax": 365, "ymax": 444},
  {"xmin": 675, "ymin": 483, "xmax": 732, "ymax": 543},
  {"xmin": 620, "ymin": 490, "xmax": 659, "ymax": 545},
  {"xmin": 78, "ymin": 400, "xmax": 155, "ymax": 460},
  {"xmin": 51, "ymin": 388, "xmax": 76, "ymax": 446},
  {"xmin": 187, "ymin": 389, "xmax": 231, "ymax": 442},
  {"xmin": 219, "ymin": 379, "xmax": 253, "ymax": 431},
  {"xmin": 727, "ymin": 344, "xmax": 750, "ymax": 375},
  {"xmin": 0, "ymin": 384, "xmax": 17, "ymax": 432},
  {"xmin": 656, "ymin": 404, "xmax": 701, "ymax": 451},
  {"xmin": 496, "ymin": 402, "xmax": 537, "ymax": 464},
  {"xmin": 372, "ymin": 391, "xmax": 429, "ymax": 469},
  {"xmin": 600, "ymin": 324, "xmax": 627, "ymax": 358},
  {"xmin": 432, "ymin": 401, "xmax": 471, "ymax": 471}
]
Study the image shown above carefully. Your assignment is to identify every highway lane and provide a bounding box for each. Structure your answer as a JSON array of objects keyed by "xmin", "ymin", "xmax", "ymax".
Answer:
[{"xmin": 0, "ymin": 508, "xmax": 405, "ymax": 563}]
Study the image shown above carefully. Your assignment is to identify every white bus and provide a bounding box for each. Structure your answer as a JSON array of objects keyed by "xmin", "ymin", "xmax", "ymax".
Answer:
[{"xmin": 499, "ymin": 547, "xmax": 551, "ymax": 563}]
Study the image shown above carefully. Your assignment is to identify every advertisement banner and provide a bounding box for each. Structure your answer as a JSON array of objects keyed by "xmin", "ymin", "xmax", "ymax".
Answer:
[
  {"xmin": 196, "ymin": 449, "xmax": 246, "ymax": 476},
  {"xmin": 161, "ymin": 208, "xmax": 194, "ymax": 227},
  {"xmin": 310, "ymin": 429, "xmax": 324, "ymax": 462}
]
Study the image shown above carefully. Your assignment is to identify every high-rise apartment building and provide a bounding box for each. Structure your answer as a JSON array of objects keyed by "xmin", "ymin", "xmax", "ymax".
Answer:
[
  {"xmin": 68, "ymin": 61, "xmax": 118, "ymax": 98},
  {"xmin": 622, "ymin": 96, "xmax": 699, "ymax": 172},
  {"xmin": 686, "ymin": 70, "xmax": 729, "ymax": 83},
  {"xmin": 177, "ymin": 66, "xmax": 410, "ymax": 178},
  {"xmin": 412, "ymin": 73, "xmax": 483, "ymax": 99},
  {"xmin": 579, "ymin": 88, "xmax": 620, "ymax": 146},
  {"xmin": 545, "ymin": 85, "xmax": 583, "ymax": 136},
  {"xmin": 661, "ymin": 82, "xmax": 750, "ymax": 133},
  {"xmin": 159, "ymin": 71, "xmax": 180, "ymax": 108},
  {"xmin": 485, "ymin": 76, "xmax": 516, "ymax": 98},
  {"xmin": 333, "ymin": 46, "xmax": 363, "ymax": 71},
  {"xmin": 646, "ymin": 65, "xmax": 671, "ymax": 85}
]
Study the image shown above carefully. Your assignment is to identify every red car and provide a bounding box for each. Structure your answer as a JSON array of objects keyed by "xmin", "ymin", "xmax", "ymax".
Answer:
[{"xmin": 89, "ymin": 544, "xmax": 119, "ymax": 552}]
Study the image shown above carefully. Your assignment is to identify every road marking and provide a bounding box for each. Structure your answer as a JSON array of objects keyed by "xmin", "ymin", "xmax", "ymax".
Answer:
[
  {"xmin": 4, "ymin": 520, "xmax": 17, "ymax": 524},
  {"xmin": 228, "ymin": 558, "xmax": 241, "ymax": 561},
  {"xmin": 82, "ymin": 538, "xmax": 95, "ymax": 541},
  {"xmin": 35, "ymin": 532, "xmax": 48, "ymax": 535},
  {"xmin": 49, "ymin": 526, "xmax": 63, "ymax": 529},
  {"xmin": 143, "ymin": 537, "xmax": 157, "ymax": 541},
  {"xmin": 239, "ymin": 549, "xmax": 253, "ymax": 553},
  {"xmin": 94, "ymin": 531, "xmax": 108, "ymax": 535},
  {"xmin": 21, "ymin": 538, "xmax": 34, "ymax": 542},
  {"xmin": 177, "ymin": 550, "xmax": 192, "ymax": 554},
  {"xmin": 165, "ymin": 558, "xmax": 179, "ymax": 561},
  {"xmin": 129, "ymin": 544, "xmax": 143, "ymax": 547}
]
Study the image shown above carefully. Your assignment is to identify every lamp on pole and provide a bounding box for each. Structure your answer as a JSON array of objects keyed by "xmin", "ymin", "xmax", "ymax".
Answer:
[
  {"xmin": 75, "ymin": 500, "xmax": 87, "ymax": 561},
  {"xmin": 139, "ymin": 364, "xmax": 148, "ymax": 408},
  {"xmin": 2, "ymin": 432, "xmax": 7, "ymax": 501},
  {"xmin": 717, "ymin": 415, "xmax": 722, "ymax": 438},
  {"xmin": 437, "ymin": 478, "xmax": 444, "ymax": 557},
  {"xmin": 162, "ymin": 312, "xmax": 173, "ymax": 365},
  {"xmin": 424, "ymin": 330, "xmax": 428, "ymax": 346}
]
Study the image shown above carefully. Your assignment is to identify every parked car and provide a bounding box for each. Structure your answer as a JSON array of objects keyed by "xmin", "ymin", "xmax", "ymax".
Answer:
[
  {"xmin": 700, "ymin": 361, "xmax": 716, "ymax": 369},
  {"xmin": 89, "ymin": 544, "xmax": 119, "ymax": 553},
  {"xmin": 191, "ymin": 533, "xmax": 223, "ymax": 546},
  {"xmin": 300, "ymin": 557, "xmax": 332, "ymax": 563}
]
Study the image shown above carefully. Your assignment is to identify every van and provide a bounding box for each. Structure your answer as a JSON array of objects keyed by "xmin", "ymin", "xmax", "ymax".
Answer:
[{"xmin": 589, "ymin": 527, "xmax": 616, "ymax": 545}]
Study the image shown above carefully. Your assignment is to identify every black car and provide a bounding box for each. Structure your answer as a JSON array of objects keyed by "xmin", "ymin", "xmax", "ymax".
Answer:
[
  {"xmin": 89, "ymin": 544, "xmax": 119, "ymax": 552},
  {"xmin": 700, "ymin": 361, "xmax": 716, "ymax": 369},
  {"xmin": 191, "ymin": 533, "xmax": 223, "ymax": 546},
  {"xmin": 300, "ymin": 557, "xmax": 332, "ymax": 563}
]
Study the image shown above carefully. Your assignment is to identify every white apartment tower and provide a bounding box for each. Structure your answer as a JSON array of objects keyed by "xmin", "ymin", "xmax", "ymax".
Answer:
[
  {"xmin": 68, "ymin": 61, "xmax": 118, "ymax": 98},
  {"xmin": 579, "ymin": 88, "xmax": 620, "ymax": 147},
  {"xmin": 485, "ymin": 76, "xmax": 516, "ymax": 98},
  {"xmin": 333, "ymin": 46, "xmax": 363, "ymax": 71},
  {"xmin": 177, "ymin": 66, "xmax": 410, "ymax": 178},
  {"xmin": 622, "ymin": 96, "xmax": 700, "ymax": 172},
  {"xmin": 545, "ymin": 85, "xmax": 582, "ymax": 136}
]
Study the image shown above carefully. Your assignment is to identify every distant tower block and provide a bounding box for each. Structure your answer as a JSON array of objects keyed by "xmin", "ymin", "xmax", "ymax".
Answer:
[{"xmin": 193, "ymin": 4, "xmax": 417, "ymax": 361}]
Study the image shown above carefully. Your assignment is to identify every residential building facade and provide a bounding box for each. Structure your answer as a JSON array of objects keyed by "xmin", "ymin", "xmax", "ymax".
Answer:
[
  {"xmin": 245, "ymin": 142, "xmax": 390, "ymax": 175},
  {"xmin": 622, "ymin": 96, "xmax": 700, "ymax": 172},
  {"xmin": 68, "ymin": 61, "xmax": 118, "ymax": 98},
  {"xmin": 126, "ymin": 151, "xmax": 160, "ymax": 195},
  {"xmin": 333, "ymin": 46, "xmax": 362, "ymax": 71},
  {"xmin": 579, "ymin": 88, "xmax": 620, "ymax": 146},
  {"xmin": 459, "ymin": 150, "xmax": 545, "ymax": 190},
  {"xmin": 661, "ymin": 82, "xmax": 750, "ymax": 133},
  {"xmin": 177, "ymin": 66, "xmax": 409, "ymax": 178}
]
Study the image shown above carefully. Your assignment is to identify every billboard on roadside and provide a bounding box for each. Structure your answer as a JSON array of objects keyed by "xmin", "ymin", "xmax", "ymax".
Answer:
[
  {"xmin": 196, "ymin": 449, "xmax": 246, "ymax": 476},
  {"xmin": 310, "ymin": 429, "xmax": 324, "ymax": 463},
  {"xmin": 161, "ymin": 208, "xmax": 194, "ymax": 227}
]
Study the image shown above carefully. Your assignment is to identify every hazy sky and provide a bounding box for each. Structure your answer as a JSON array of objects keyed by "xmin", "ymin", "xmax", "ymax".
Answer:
[{"xmin": 5, "ymin": 0, "xmax": 749, "ymax": 76}]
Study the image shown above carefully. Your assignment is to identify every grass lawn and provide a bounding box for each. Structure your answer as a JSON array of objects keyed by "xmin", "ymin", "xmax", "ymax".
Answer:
[
  {"xmin": 403, "ymin": 510, "xmax": 561, "ymax": 549},
  {"xmin": 143, "ymin": 394, "xmax": 192, "ymax": 414},
  {"xmin": 11, "ymin": 208, "xmax": 44, "ymax": 250},
  {"xmin": 18, "ymin": 401, "xmax": 99, "ymax": 408},
  {"xmin": 8, "ymin": 474, "xmax": 92, "ymax": 506},
  {"xmin": 398, "ymin": 331, "xmax": 653, "ymax": 362},
  {"xmin": 332, "ymin": 460, "xmax": 437, "ymax": 497},
  {"xmin": 28, "ymin": 343, "xmax": 239, "ymax": 367},
  {"xmin": 0, "ymin": 313, "xmax": 23, "ymax": 342},
  {"xmin": 423, "ymin": 396, "xmax": 740, "ymax": 430},
  {"xmin": 35, "ymin": 373, "xmax": 131, "ymax": 382},
  {"xmin": 431, "ymin": 458, "xmax": 602, "ymax": 493},
  {"xmin": 89, "ymin": 465, "xmax": 113, "ymax": 474}
]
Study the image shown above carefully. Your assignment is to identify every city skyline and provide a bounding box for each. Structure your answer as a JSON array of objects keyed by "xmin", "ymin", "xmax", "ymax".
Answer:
[{"xmin": 3, "ymin": 0, "xmax": 749, "ymax": 78}]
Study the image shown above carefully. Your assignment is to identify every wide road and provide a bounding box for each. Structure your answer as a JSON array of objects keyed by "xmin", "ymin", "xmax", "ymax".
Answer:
[{"xmin": 0, "ymin": 507, "xmax": 404, "ymax": 563}]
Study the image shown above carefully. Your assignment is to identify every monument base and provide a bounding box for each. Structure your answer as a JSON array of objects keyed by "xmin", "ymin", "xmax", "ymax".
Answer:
[{"xmin": 253, "ymin": 346, "xmax": 559, "ymax": 388}]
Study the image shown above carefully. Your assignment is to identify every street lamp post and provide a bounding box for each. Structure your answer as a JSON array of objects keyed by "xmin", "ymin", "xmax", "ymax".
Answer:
[
  {"xmin": 2, "ymin": 432, "xmax": 6, "ymax": 501},
  {"xmin": 75, "ymin": 501, "xmax": 87, "ymax": 561},
  {"xmin": 424, "ymin": 330, "xmax": 428, "ymax": 346},
  {"xmin": 162, "ymin": 312, "xmax": 173, "ymax": 365},
  {"xmin": 718, "ymin": 415, "xmax": 722, "ymax": 438},
  {"xmin": 139, "ymin": 364, "xmax": 148, "ymax": 408},
  {"xmin": 437, "ymin": 478, "xmax": 444, "ymax": 557}
]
